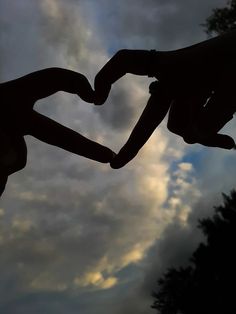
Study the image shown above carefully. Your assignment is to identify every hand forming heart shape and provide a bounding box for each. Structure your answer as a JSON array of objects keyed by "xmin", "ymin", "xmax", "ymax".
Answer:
[
  {"xmin": 94, "ymin": 30, "xmax": 236, "ymax": 168},
  {"xmin": 1, "ymin": 29, "xmax": 236, "ymax": 196},
  {"xmin": 0, "ymin": 68, "xmax": 115, "ymax": 196}
]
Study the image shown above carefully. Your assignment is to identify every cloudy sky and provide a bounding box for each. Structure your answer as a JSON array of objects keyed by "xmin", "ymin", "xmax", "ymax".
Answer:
[{"xmin": 1, "ymin": 0, "xmax": 236, "ymax": 313}]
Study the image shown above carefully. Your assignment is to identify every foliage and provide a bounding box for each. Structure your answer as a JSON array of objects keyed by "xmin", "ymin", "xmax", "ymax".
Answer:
[
  {"xmin": 151, "ymin": 4, "xmax": 236, "ymax": 311},
  {"xmin": 151, "ymin": 190, "xmax": 236, "ymax": 314},
  {"xmin": 203, "ymin": 0, "xmax": 236, "ymax": 35}
]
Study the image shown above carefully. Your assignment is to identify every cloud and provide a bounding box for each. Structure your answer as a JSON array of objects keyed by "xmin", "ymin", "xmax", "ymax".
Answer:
[
  {"xmin": 0, "ymin": 207, "xmax": 5, "ymax": 218},
  {"xmin": 1, "ymin": 0, "xmax": 235, "ymax": 314},
  {"xmin": 87, "ymin": 0, "xmax": 228, "ymax": 50},
  {"xmin": 74, "ymin": 271, "xmax": 118, "ymax": 289}
]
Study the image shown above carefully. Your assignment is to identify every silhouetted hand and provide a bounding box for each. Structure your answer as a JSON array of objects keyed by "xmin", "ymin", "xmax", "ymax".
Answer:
[
  {"xmin": 0, "ymin": 68, "xmax": 115, "ymax": 195},
  {"xmin": 94, "ymin": 30, "xmax": 236, "ymax": 168}
]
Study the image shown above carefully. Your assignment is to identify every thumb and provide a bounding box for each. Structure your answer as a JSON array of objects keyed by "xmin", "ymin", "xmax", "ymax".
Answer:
[
  {"xmin": 110, "ymin": 146, "xmax": 139, "ymax": 169},
  {"xmin": 75, "ymin": 75, "xmax": 95, "ymax": 103}
]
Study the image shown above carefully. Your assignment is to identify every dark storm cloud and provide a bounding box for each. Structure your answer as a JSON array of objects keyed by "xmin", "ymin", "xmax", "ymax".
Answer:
[
  {"xmin": 142, "ymin": 217, "xmax": 204, "ymax": 293},
  {"xmin": 92, "ymin": 0, "xmax": 228, "ymax": 49},
  {"xmin": 113, "ymin": 194, "xmax": 222, "ymax": 314},
  {"xmin": 138, "ymin": 188, "xmax": 224, "ymax": 301}
]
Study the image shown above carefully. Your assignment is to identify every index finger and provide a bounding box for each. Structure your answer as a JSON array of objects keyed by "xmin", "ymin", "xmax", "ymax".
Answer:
[
  {"xmin": 27, "ymin": 111, "xmax": 115, "ymax": 164},
  {"xmin": 94, "ymin": 49, "xmax": 158, "ymax": 105},
  {"xmin": 110, "ymin": 81, "xmax": 171, "ymax": 169}
]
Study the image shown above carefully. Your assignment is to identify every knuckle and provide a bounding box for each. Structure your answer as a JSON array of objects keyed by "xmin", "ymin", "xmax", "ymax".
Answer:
[
  {"xmin": 167, "ymin": 120, "xmax": 197, "ymax": 144},
  {"xmin": 114, "ymin": 49, "xmax": 129, "ymax": 62}
]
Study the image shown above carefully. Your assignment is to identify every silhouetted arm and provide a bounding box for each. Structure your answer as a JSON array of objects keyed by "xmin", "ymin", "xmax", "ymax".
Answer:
[
  {"xmin": 110, "ymin": 81, "xmax": 171, "ymax": 169},
  {"xmin": 0, "ymin": 132, "xmax": 27, "ymax": 175},
  {"xmin": 0, "ymin": 133, "xmax": 27, "ymax": 197},
  {"xmin": 5, "ymin": 68, "xmax": 95, "ymax": 103}
]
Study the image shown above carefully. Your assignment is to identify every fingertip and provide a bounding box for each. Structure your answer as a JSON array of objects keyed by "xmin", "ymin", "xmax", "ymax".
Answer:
[
  {"xmin": 94, "ymin": 94, "xmax": 108, "ymax": 106},
  {"xmin": 228, "ymin": 141, "xmax": 236, "ymax": 150},
  {"xmin": 94, "ymin": 100, "xmax": 104, "ymax": 106},
  {"xmin": 221, "ymin": 136, "xmax": 235, "ymax": 149},
  {"xmin": 110, "ymin": 162, "xmax": 122, "ymax": 169},
  {"xmin": 110, "ymin": 158, "xmax": 125, "ymax": 169},
  {"xmin": 93, "ymin": 92, "xmax": 106, "ymax": 105},
  {"xmin": 103, "ymin": 149, "xmax": 116, "ymax": 164},
  {"xmin": 109, "ymin": 153, "xmax": 119, "ymax": 169},
  {"xmin": 76, "ymin": 78, "xmax": 95, "ymax": 103},
  {"xmin": 79, "ymin": 94, "xmax": 95, "ymax": 104},
  {"xmin": 94, "ymin": 83, "xmax": 111, "ymax": 106}
]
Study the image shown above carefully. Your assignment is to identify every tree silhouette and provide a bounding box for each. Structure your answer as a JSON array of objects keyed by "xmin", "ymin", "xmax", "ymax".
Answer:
[
  {"xmin": 203, "ymin": 0, "xmax": 236, "ymax": 35},
  {"xmin": 151, "ymin": 190, "xmax": 236, "ymax": 314}
]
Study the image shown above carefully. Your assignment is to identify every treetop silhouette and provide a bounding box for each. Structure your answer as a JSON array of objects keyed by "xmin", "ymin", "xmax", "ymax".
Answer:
[{"xmin": 151, "ymin": 190, "xmax": 236, "ymax": 314}]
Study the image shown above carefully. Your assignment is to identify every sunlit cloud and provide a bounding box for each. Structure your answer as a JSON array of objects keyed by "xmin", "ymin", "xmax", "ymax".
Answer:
[
  {"xmin": 11, "ymin": 218, "xmax": 34, "ymax": 233},
  {"xmin": 74, "ymin": 271, "xmax": 118, "ymax": 290},
  {"xmin": 30, "ymin": 273, "xmax": 68, "ymax": 292},
  {"xmin": 0, "ymin": 208, "xmax": 5, "ymax": 218}
]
